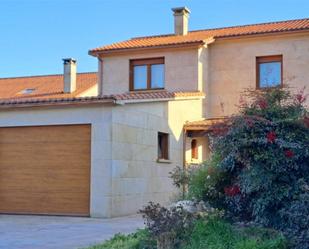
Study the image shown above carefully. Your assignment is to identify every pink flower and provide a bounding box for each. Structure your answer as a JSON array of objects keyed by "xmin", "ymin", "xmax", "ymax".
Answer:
[
  {"xmin": 266, "ymin": 131, "xmax": 277, "ymax": 143},
  {"xmin": 257, "ymin": 98, "xmax": 268, "ymax": 109},
  {"xmin": 284, "ymin": 150, "xmax": 294, "ymax": 158},
  {"xmin": 295, "ymin": 88, "xmax": 307, "ymax": 104},
  {"xmin": 224, "ymin": 185, "xmax": 241, "ymax": 197},
  {"xmin": 239, "ymin": 96, "xmax": 248, "ymax": 108},
  {"xmin": 245, "ymin": 118, "xmax": 254, "ymax": 127}
]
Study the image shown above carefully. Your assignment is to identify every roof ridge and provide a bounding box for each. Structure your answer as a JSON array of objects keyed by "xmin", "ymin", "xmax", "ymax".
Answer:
[
  {"xmin": 190, "ymin": 17, "xmax": 309, "ymax": 33},
  {"xmin": 130, "ymin": 17, "xmax": 309, "ymax": 40},
  {"xmin": 0, "ymin": 71, "xmax": 97, "ymax": 80},
  {"xmin": 131, "ymin": 33, "xmax": 175, "ymax": 40}
]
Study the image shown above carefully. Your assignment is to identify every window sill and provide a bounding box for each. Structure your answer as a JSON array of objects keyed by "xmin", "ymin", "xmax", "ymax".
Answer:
[
  {"xmin": 129, "ymin": 89, "xmax": 165, "ymax": 93},
  {"xmin": 190, "ymin": 160, "xmax": 200, "ymax": 164},
  {"xmin": 256, "ymin": 85, "xmax": 283, "ymax": 90},
  {"xmin": 156, "ymin": 158, "xmax": 172, "ymax": 164}
]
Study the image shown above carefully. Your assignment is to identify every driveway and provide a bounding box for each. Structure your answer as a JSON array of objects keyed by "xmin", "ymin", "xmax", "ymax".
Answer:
[{"xmin": 0, "ymin": 214, "xmax": 144, "ymax": 249}]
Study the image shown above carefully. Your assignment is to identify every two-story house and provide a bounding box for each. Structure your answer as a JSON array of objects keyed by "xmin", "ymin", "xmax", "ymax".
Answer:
[{"xmin": 0, "ymin": 7, "xmax": 308, "ymax": 218}]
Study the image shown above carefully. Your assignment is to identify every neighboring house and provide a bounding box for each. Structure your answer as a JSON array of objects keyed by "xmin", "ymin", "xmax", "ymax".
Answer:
[{"xmin": 0, "ymin": 7, "xmax": 308, "ymax": 218}]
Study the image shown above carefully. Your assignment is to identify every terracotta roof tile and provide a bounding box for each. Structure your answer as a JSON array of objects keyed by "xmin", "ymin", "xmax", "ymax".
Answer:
[
  {"xmin": 0, "ymin": 91, "xmax": 204, "ymax": 107},
  {"xmin": 90, "ymin": 18, "xmax": 309, "ymax": 53},
  {"xmin": 184, "ymin": 118, "xmax": 228, "ymax": 131},
  {"xmin": 0, "ymin": 72, "xmax": 97, "ymax": 101},
  {"xmin": 113, "ymin": 91, "xmax": 204, "ymax": 101}
]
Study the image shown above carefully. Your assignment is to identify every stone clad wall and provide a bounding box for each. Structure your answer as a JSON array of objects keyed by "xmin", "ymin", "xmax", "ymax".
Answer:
[
  {"xmin": 109, "ymin": 98, "xmax": 203, "ymax": 217},
  {"xmin": 205, "ymin": 33, "xmax": 309, "ymax": 117},
  {"xmin": 101, "ymin": 49, "xmax": 200, "ymax": 95},
  {"xmin": 0, "ymin": 99, "xmax": 204, "ymax": 218}
]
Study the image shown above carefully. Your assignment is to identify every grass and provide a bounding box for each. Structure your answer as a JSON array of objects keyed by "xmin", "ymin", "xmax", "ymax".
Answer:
[
  {"xmin": 82, "ymin": 218, "xmax": 287, "ymax": 249},
  {"xmin": 182, "ymin": 218, "xmax": 287, "ymax": 249},
  {"xmin": 81, "ymin": 229, "xmax": 156, "ymax": 249}
]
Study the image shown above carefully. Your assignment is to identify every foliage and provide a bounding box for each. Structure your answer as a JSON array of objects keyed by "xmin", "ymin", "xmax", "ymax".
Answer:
[
  {"xmin": 209, "ymin": 87, "xmax": 309, "ymax": 248},
  {"xmin": 85, "ymin": 87, "xmax": 307, "ymax": 249},
  {"xmin": 186, "ymin": 153, "xmax": 228, "ymax": 208},
  {"xmin": 182, "ymin": 218, "xmax": 287, "ymax": 249},
  {"xmin": 82, "ymin": 229, "xmax": 156, "ymax": 249},
  {"xmin": 139, "ymin": 202, "xmax": 195, "ymax": 248},
  {"xmin": 278, "ymin": 191, "xmax": 309, "ymax": 249},
  {"xmin": 84, "ymin": 218, "xmax": 286, "ymax": 249},
  {"xmin": 169, "ymin": 165, "xmax": 191, "ymax": 189}
]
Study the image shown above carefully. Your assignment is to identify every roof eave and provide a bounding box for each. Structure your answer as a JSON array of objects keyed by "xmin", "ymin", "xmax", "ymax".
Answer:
[
  {"xmin": 214, "ymin": 28, "xmax": 309, "ymax": 41},
  {"xmin": 0, "ymin": 98, "xmax": 116, "ymax": 109},
  {"xmin": 88, "ymin": 41, "xmax": 206, "ymax": 57},
  {"xmin": 115, "ymin": 94, "xmax": 205, "ymax": 105}
]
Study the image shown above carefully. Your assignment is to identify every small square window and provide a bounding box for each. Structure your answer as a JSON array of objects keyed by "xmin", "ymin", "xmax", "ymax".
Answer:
[
  {"xmin": 256, "ymin": 55, "xmax": 282, "ymax": 88},
  {"xmin": 158, "ymin": 132, "xmax": 169, "ymax": 160},
  {"xmin": 130, "ymin": 58, "xmax": 165, "ymax": 91}
]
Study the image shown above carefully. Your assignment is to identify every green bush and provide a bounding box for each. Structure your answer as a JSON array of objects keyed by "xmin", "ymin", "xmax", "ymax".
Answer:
[
  {"xmin": 82, "ymin": 229, "xmax": 156, "ymax": 249},
  {"xmin": 84, "ymin": 219, "xmax": 286, "ymax": 249},
  {"xmin": 187, "ymin": 153, "xmax": 227, "ymax": 208},
  {"xmin": 278, "ymin": 191, "xmax": 309, "ymax": 249},
  {"xmin": 182, "ymin": 218, "xmax": 287, "ymax": 249}
]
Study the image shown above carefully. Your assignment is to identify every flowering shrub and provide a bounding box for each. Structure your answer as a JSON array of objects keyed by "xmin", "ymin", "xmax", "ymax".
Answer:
[
  {"xmin": 186, "ymin": 154, "xmax": 228, "ymax": 209},
  {"xmin": 211, "ymin": 88, "xmax": 309, "ymax": 249},
  {"xmin": 224, "ymin": 185, "xmax": 240, "ymax": 196}
]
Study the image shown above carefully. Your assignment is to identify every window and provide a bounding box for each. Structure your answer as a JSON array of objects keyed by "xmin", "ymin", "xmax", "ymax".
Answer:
[
  {"xmin": 256, "ymin": 55, "xmax": 282, "ymax": 88},
  {"xmin": 130, "ymin": 58, "xmax": 165, "ymax": 91},
  {"xmin": 191, "ymin": 139, "xmax": 198, "ymax": 160},
  {"xmin": 158, "ymin": 132, "xmax": 169, "ymax": 160}
]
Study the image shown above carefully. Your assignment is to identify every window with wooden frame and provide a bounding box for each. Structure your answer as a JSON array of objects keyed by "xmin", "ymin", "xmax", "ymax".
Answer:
[
  {"xmin": 158, "ymin": 132, "xmax": 169, "ymax": 160},
  {"xmin": 256, "ymin": 55, "xmax": 283, "ymax": 89},
  {"xmin": 191, "ymin": 139, "xmax": 198, "ymax": 160},
  {"xmin": 130, "ymin": 58, "xmax": 165, "ymax": 91}
]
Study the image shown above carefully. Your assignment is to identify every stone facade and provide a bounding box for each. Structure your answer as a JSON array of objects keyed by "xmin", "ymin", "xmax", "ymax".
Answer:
[
  {"xmin": 94, "ymin": 33, "xmax": 309, "ymax": 216},
  {"xmin": 109, "ymin": 99, "xmax": 203, "ymax": 217},
  {"xmin": 99, "ymin": 32, "xmax": 309, "ymax": 119},
  {"xmin": 0, "ymin": 97, "xmax": 203, "ymax": 218},
  {"xmin": 2, "ymin": 23, "xmax": 308, "ymax": 219},
  {"xmin": 101, "ymin": 48, "xmax": 201, "ymax": 95},
  {"xmin": 206, "ymin": 33, "xmax": 309, "ymax": 117}
]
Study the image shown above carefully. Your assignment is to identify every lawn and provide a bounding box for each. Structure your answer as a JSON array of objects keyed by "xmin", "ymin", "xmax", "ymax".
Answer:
[{"xmin": 82, "ymin": 218, "xmax": 287, "ymax": 249}]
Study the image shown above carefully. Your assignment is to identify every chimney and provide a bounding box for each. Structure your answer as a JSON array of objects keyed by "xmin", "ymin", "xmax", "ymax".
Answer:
[
  {"xmin": 63, "ymin": 58, "xmax": 77, "ymax": 93},
  {"xmin": 172, "ymin": 7, "xmax": 190, "ymax": 35}
]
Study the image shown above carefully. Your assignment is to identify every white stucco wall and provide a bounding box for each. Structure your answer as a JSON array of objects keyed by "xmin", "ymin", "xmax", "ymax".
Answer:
[{"xmin": 101, "ymin": 49, "xmax": 200, "ymax": 95}]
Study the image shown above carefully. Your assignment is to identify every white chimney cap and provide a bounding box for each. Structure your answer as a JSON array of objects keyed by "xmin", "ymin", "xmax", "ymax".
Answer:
[
  {"xmin": 172, "ymin": 7, "xmax": 191, "ymax": 15},
  {"xmin": 63, "ymin": 58, "xmax": 76, "ymax": 64}
]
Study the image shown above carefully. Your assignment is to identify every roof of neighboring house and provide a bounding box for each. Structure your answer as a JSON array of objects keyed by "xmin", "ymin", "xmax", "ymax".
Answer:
[
  {"xmin": 89, "ymin": 18, "xmax": 309, "ymax": 54},
  {"xmin": 0, "ymin": 91, "xmax": 205, "ymax": 108},
  {"xmin": 0, "ymin": 72, "xmax": 97, "ymax": 101}
]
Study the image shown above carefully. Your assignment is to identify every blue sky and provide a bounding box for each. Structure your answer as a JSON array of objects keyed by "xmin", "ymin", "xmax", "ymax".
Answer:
[{"xmin": 1, "ymin": 0, "xmax": 308, "ymax": 77}]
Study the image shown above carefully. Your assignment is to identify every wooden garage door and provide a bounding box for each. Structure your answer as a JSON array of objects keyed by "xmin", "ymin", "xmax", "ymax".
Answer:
[{"xmin": 0, "ymin": 125, "xmax": 91, "ymax": 216}]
